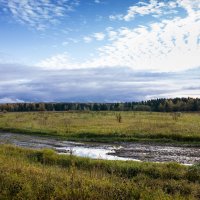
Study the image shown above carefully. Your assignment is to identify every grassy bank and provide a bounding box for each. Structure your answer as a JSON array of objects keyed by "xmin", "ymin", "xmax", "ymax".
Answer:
[
  {"xmin": 0, "ymin": 145, "xmax": 200, "ymax": 199},
  {"xmin": 0, "ymin": 111, "xmax": 200, "ymax": 143}
]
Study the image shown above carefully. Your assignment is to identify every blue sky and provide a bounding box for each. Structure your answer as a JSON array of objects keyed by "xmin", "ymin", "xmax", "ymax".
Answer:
[{"xmin": 0, "ymin": 0, "xmax": 200, "ymax": 102}]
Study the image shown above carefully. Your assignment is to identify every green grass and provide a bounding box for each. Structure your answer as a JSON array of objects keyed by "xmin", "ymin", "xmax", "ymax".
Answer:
[
  {"xmin": 1, "ymin": 111, "xmax": 200, "ymax": 143},
  {"xmin": 0, "ymin": 144, "xmax": 200, "ymax": 200}
]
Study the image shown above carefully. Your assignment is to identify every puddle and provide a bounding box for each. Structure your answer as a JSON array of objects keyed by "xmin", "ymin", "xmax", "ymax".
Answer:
[
  {"xmin": 0, "ymin": 132, "xmax": 200, "ymax": 165},
  {"xmin": 0, "ymin": 132, "xmax": 137, "ymax": 161},
  {"xmin": 56, "ymin": 146, "xmax": 137, "ymax": 161}
]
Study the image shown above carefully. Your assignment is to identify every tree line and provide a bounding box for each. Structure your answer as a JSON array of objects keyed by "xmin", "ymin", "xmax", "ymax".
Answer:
[{"xmin": 0, "ymin": 97, "xmax": 200, "ymax": 112}]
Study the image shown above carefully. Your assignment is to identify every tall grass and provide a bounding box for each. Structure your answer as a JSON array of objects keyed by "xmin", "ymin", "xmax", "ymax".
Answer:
[{"xmin": 0, "ymin": 145, "xmax": 200, "ymax": 199}]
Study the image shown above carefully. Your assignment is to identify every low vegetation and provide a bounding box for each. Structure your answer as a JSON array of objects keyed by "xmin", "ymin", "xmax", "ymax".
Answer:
[
  {"xmin": 0, "ymin": 111, "xmax": 200, "ymax": 143},
  {"xmin": 0, "ymin": 145, "xmax": 200, "ymax": 199}
]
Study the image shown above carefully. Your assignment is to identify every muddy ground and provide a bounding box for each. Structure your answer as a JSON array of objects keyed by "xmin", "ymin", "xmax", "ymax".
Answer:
[
  {"xmin": 109, "ymin": 142, "xmax": 200, "ymax": 164},
  {"xmin": 0, "ymin": 132, "xmax": 200, "ymax": 165}
]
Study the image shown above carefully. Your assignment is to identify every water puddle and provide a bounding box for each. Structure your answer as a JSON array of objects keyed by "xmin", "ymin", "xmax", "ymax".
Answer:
[
  {"xmin": 0, "ymin": 132, "xmax": 200, "ymax": 165},
  {"xmin": 0, "ymin": 132, "xmax": 137, "ymax": 161},
  {"xmin": 56, "ymin": 146, "xmax": 137, "ymax": 161}
]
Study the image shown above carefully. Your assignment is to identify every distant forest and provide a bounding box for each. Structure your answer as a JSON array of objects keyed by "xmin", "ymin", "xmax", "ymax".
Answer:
[{"xmin": 0, "ymin": 98, "xmax": 200, "ymax": 112}]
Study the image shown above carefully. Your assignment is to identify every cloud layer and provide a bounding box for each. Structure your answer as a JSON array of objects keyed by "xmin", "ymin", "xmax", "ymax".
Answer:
[{"xmin": 0, "ymin": 64, "xmax": 200, "ymax": 103}]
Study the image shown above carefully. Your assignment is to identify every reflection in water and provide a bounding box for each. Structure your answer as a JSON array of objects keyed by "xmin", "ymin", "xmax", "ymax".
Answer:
[{"xmin": 56, "ymin": 146, "xmax": 138, "ymax": 161}]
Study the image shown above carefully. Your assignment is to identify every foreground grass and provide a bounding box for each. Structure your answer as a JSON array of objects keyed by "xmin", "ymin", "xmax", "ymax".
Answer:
[
  {"xmin": 0, "ymin": 111, "xmax": 200, "ymax": 143},
  {"xmin": 0, "ymin": 145, "xmax": 200, "ymax": 200}
]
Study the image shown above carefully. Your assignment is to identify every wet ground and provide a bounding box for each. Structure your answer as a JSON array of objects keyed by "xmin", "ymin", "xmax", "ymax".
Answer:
[
  {"xmin": 0, "ymin": 132, "xmax": 200, "ymax": 165},
  {"xmin": 109, "ymin": 143, "xmax": 200, "ymax": 165}
]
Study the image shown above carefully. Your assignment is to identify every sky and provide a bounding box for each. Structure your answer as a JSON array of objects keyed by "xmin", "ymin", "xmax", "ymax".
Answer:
[{"xmin": 0, "ymin": 0, "xmax": 200, "ymax": 103}]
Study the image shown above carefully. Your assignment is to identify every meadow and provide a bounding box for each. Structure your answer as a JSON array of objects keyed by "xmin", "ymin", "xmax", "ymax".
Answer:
[
  {"xmin": 1, "ymin": 111, "xmax": 200, "ymax": 199},
  {"xmin": 0, "ymin": 144, "xmax": 200, "ymax": 200},
  {"xmin": 0, "ymin": 111, "xmax": 200, "ymax": 143}
]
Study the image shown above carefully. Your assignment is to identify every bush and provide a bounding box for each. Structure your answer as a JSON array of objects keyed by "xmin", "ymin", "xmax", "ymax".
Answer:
[{"xmin": 187, "ymin": 163, "xmax": 200, "ymax": 182}]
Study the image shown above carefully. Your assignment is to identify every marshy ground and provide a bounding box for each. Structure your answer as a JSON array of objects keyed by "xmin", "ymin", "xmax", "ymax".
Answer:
[
  {"xmin": 0, "ymin": 111, "xmax": 200, "ymax": 199},
  {"xmin": 0, "ymin": 132, "xmax": 200, "ymax": 165}
]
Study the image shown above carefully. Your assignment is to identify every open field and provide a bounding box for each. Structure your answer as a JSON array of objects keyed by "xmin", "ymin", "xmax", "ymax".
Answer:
[
  {"xmin": 1, "ymin": 112, "xmax": 200, "ymax": 199},
  {"xmin": 0, "ymin": 144, "xmax": 200, "ymax": 200},
  {"xmin": 0, "ymin": 111, "xmax": 200, "ymax": 143}
]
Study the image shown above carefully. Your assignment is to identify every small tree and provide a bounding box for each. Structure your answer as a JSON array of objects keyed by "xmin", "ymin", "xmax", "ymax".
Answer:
[
  {"xmin": 116, "ymin": 113, "xmax": 122, "ymax": 123},
  {"xmin": 38, "ymin": 103, "xmax": 46, "ymax": 112},
  {"xmin": 64, "ymin": 118, "xmax": 71, "ymax": 133},
  {"xmin": 172, "ymin": 112, "xmax": 182, "ymax": 121}
]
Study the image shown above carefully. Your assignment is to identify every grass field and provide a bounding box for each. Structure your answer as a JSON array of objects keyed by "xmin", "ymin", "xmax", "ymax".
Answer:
[
  {"xmin": 1, "ymin": 112, "xmax": 200, "ymax": 199},
  {"xmin": 0, "ymin": 144, "xmax": 200, "ymax": 200},
  {"xmin": 0, "ymin": 111, "xmax": 200, "ymax": 143}
]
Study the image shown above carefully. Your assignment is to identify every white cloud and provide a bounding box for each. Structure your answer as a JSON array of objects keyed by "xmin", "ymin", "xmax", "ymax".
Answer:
[
  {"xmin": 93, "ymin": 32, "xmax": 105, "ymax": 41},
  {"xmin": 110, "ymin": 0, "xmax": 179, "ymax": 21},
  {"xmin": 83, "ymin": 32, "xmax": 105, "ymax": 43},
  {"xmin": 85, "ymin": 0, "xmax": 200, "ymax": 72},
  {"xmin": 83, "ymin": 36, "xmax": 93, "ymax": 43},
  {"xmin": 109, "ymin": 14, "xmax": 123, "ymax": 21},
  {"xmin": 61, "ymin": 38, "xmax": 79, "ymax": 47},
  {"xmin": 107, "ymin": 30, "xmax": 118, "ymax": 41},
  {"xmin": 146, "ymin": 89, "xmax": 200, "ymax": 100},
  {"xmin": 0, "ymin": 97, "xmax": 24, "ymax": 103},
  {"xmin": 37, "ymin": 0, "xmax": 200, "ymax": 72},
  {"xmin": 94, "ymin": 0, "xmax": 101, "ymax": 4},
  {"xmin": 37, "ymin": 53, "xmax": 79, "ymax": 70},
  {"xmin": 0, "ymin": 0, "xmax": 79, "ymax": 30}
]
